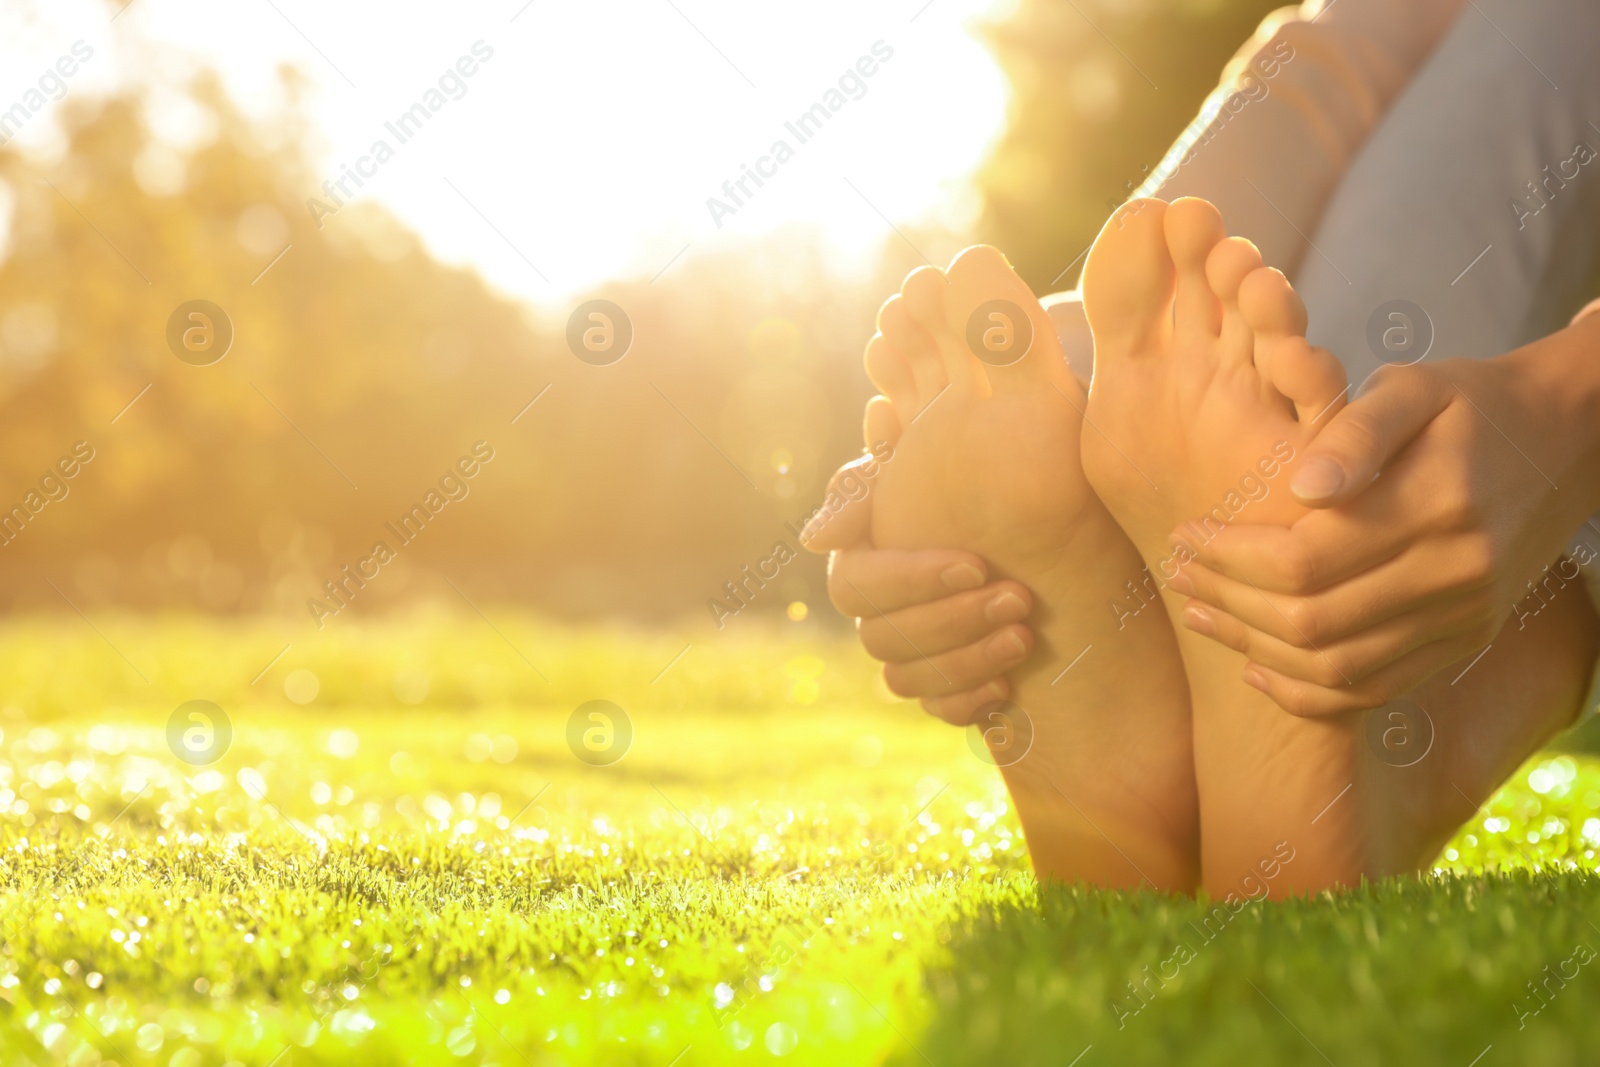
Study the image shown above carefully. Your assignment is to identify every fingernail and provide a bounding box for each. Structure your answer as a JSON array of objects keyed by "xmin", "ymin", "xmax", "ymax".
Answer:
[
  {"xmin": 984, "ymin": 590, "xmax": 1028, "ymax": 622},
  {"xmin": 1242, "ymin": 667, "xmax": 1268, "ymax": 692},
  {"xmin": 1181, "ymin": 604, "xmax": 1214, "ymax": 636},
  {"xmin": 798, "ymin": 515, "xmax": 824, "ymax": 547},
  {"xmin": 1166, "ymin": 567, "xmax": 1194, "ymax": 596},
  {"xmin": 987, "ymin": 630, "xmax": 1027, "ymax": 661},
  {"xmin": 941, "ymin": 563, "xmax": 985, "ymax": 591},
  {"xmin": 979, "ymin": 679, "xmax": 1007, "ymax": 702},
  {"xmin": 1291, "ymin": 458, "xmax": 1344, "ymax": 502}
]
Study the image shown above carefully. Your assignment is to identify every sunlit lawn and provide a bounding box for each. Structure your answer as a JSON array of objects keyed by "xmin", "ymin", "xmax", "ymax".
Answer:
[{"xmin": 1, "ymin": 613, "xmax": 1598, "ymax": 1065}]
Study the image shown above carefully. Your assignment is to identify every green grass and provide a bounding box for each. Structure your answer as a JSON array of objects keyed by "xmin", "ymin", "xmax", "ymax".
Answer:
[{"xmin": 1, "ymin": 613, "xmax": 1598, "ymax": 1065}]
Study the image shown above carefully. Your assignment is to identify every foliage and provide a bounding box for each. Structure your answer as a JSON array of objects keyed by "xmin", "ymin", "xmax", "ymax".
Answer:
[
  {"xmin": 0, "ymin": 2, "xmax": 1287, "ymax": 622},
  {"xmin": 0, "ymin": 76, "xmax": 895, "ymax": 622},
  {"xmin": 973, "ymin": 0, "xmax": 1283, "ymax": 293}
]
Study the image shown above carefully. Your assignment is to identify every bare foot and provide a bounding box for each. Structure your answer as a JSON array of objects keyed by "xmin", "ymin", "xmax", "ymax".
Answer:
[
  {"xmin": 1079, "ymin": 196, "xmax": 1599, "ymax": 896},
  {"xmin": 1080, "ymin": 197, "xmax": 1366, "ymax": 896},
  {"xmin": 867, "ymin": 246, "xmax": 1198, "ymax": 891}
]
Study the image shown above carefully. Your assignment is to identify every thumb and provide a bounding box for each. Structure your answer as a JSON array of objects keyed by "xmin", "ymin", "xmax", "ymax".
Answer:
[
  {"xmin": 1290, "ymin": 365, "xmax": 1452, "ymax": 507},
  {"xmin": 799, "ymin": 453, "xmax": 878, "ymax": 553}
]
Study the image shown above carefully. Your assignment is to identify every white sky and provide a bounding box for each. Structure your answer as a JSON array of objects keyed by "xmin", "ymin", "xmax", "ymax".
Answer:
[{"xmin": 0, "ymin": 0, "xmax": 1012, "ymax": 307}]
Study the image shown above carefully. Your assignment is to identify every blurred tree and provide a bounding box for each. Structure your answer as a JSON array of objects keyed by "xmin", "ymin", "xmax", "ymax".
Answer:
[
  {"xmin": 0, "ymin": 2, "xmax": 1281, "ymax": 624},
  {"xmin": 0, "ymin": 74, "xmax": 891, "ymax": 622},
  {"xmin": 973, "ymin": 0, "xmax": 1284, "ymax": 294}
]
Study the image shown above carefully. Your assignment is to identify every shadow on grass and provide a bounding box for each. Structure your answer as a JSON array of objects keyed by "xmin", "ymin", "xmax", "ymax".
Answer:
[{"xmin": 907, "ymin": 871, "xmax": 1600, "ymax": 1067}]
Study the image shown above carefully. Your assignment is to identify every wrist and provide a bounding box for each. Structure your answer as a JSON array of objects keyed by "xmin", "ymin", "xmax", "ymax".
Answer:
[{"xmin": 1501, "ymin": 312, "xmax": 1600, "ymax": 517}]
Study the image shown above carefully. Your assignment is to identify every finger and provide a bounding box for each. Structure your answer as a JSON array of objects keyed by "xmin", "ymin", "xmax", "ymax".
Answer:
[
  {"xmin": 1172, "ymin": 541, "xmax": 1468, "ymax": 646},
  {"xmin": 1288, "ymin": 364, "xmax": 1452, "ymax": 507},
  {"xmin": 1174, "ymin": 492, "xmax": 1427, "ymax": 594},
  {"xmin": 826, "ymin": 546, "xmax": 989, "ymax": 617},
  {"xmin": 881, "ymin": 624, "xmax": 1033, "ymax": 698},
  {"xmin": 1182, "ymin": 593, "xmax": 1488, "ymax": 688},
  {"xmin": 857, "ymin": 581, "xmax": 1033, "ymax": 662},
  {"xmin": 920, "ymin": 680, "xmax": 1010, "ymax": 727},
  {"xmin": 800, "ymin": 453, "xmax": 881, "ymax": 553},
  {"xmin": 1241, "ymin": 637, "xmax": 1474, "ymax": 718}
]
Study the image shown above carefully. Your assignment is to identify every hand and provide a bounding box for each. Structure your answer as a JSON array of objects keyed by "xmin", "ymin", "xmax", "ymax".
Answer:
[
  {"xmin": 1168, "ymin": 330, "xmax": 1600, "ymax": 717},
  {"xmin": 802, "ymin": 450, "xmax": 1036, "ymax": 725}
]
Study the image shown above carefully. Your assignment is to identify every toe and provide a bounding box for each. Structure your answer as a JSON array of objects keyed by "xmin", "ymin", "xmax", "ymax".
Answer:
[
  {"xmin": 1264, "ymin": 337, "xmax": 1348, "ymax": 427},
  {"xmin": 1081, "ymin": 198, "xmax": 1174, "ymax": 362},
  {"xmin": 878, "ymin": 290, "xmax": 947, "ymax": 407},
  {"xmin": 1238, "ymin": 266, "xmax": 1308, "ymax": 386},
  {"xmin": 1235, "ymin": 267, "xmax": 1344, "ymax": 424},
  {"xmin": 863, "ymin": 394, "xmax": 902, "ymax": 450},
  {"xmin": 1164, "ymin": 197, "xmax": 1226, "ymax": 342},
  {"xmin": 900, "ymin": 265, "xmax": 980, "ymax": 398},
  {"xmin": 1206, "ymin": 236, "xmax": 1263, "ymax": 365},
  {"xmin": 864, "ymin": 333, "xmax": 918, "ymax": 425},
  {"xmin": 1238, "ymin": 267, "xmax": 1308, "ymax": 342},
  {"xmin": 904, "ymin": 261, "xmax": 981, "ymax": 396},
  {"xmin": 943, "ymin": 244, "xmax": 1077, "ymax": 398},
  {"xmin": 901, "ymin": 264, "xmax": 948, "ymax": 332}
]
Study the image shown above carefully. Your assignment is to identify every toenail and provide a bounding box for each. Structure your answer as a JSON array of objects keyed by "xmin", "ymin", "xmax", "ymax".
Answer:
[
  {"xmin": 987, "ymin": 631, "xmax": 1027, "ymax": 661},
  {"xmin": 984, "ymin": 591, "xmax": 1028, "ymax": 622},
  {"xmin": 1182, "ymin": 604, "xmax": 1214, "ymax": 635},
  {"xmin": 941, "ymin": 563, "xmax": 985, "ymax": 591},
  {"xmin": 1291, "ymin": 458, "xmax": 1344, "ymax": 502}
]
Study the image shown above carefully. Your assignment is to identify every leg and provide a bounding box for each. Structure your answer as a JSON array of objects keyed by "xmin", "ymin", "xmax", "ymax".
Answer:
[
  {"xmin": 1081, "ymin": 196, "xmax": 1600, "ymax": 894},
  {"xmin": 1044, "ymin": 0, "xmax": 1468, "ymax": 382},
  {"xmin": 1138, "ymin": 0, "xmax": 1466, "ymax": 278},
  {"xmin": 867, "ymin": 251, "xmax": 1198, "ymax": 890},
  {"xmin": 1288, "ymin": 0, "xmax": 1600, "ymax": 845},
  {"xmin": 1296, "ymin": 0, "xmax": 1600, "ymax": 370}
]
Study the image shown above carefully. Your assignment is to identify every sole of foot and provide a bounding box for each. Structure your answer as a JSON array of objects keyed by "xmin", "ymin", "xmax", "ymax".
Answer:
[
  {"xmin": 866, "ymin": 245, "xmax": 1198, "ymax": 891},
  {"xmin": 1079, "ymin": 196, "xmax": 1392, "ymax": 897}
]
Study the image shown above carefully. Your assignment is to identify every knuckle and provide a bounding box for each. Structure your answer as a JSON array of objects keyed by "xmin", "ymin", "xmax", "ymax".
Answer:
[
  {"xmin": 1338, "ymin": 689, "xmax": 1389, "ymax": 714},
  {"xmin": 1276, "ymin": 685, "xmax": 1323, "ymax": 719},
  {"xmin": 942, "ymin": 647, "xmax": 992, "ymax": 688},
  {"xmin": 1311, "ymin": 654, "xmax": 1350, "ymax": 688},
  {"xmin": 1235, "ymin": 626, "xmax": 1268, "ymax": 659},
  {"xmin": 826, "ymin": 573, "xmax": 859, "ymax": 615},
  {"xmin": 1331, "ymin": 408, "xmax": 1388, "ymax": 466},
  {"xmin": 881, "ymin": 666, "xmax": 919, "ymax": 699},
  {"xmin": 1435, "ymin": 488, "xmax": 1482, "ymax": 533},
  {"xmin": 1363, "ymin": 360, "xmax": 1429, "ymax": 400},
  {"xmin": 1279, "ymin": 600, "xmax": 1321, "ymax": 647},
  {"xmin": 1275, "ymin": 544, "xmax": 1320, "ymax": 594},
  {"xmin": 1357, "ymin": 686, "xmax": 1396, "ymax": 711},
  {"xmin": 1213, "ymin": 618, "xmax": 1252, "ymax": 655},
  {"xmin": 919, "ymin": 696, "xmax": 957, "ymax": 723},
  {"xmin": 966, "ymin": 639, "xmax": 1011, "ymax": 677},
  {"xmin": 1358, "ymin": 675, "xmax": 1404, "ymax": 709},
  {"xmin": 1362, "ymin": 361, "xmax": 1402, "ymax": 392},
  {"xmin": 854, "ymin": 619, "xmax": 895, "ymax": 661}
]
